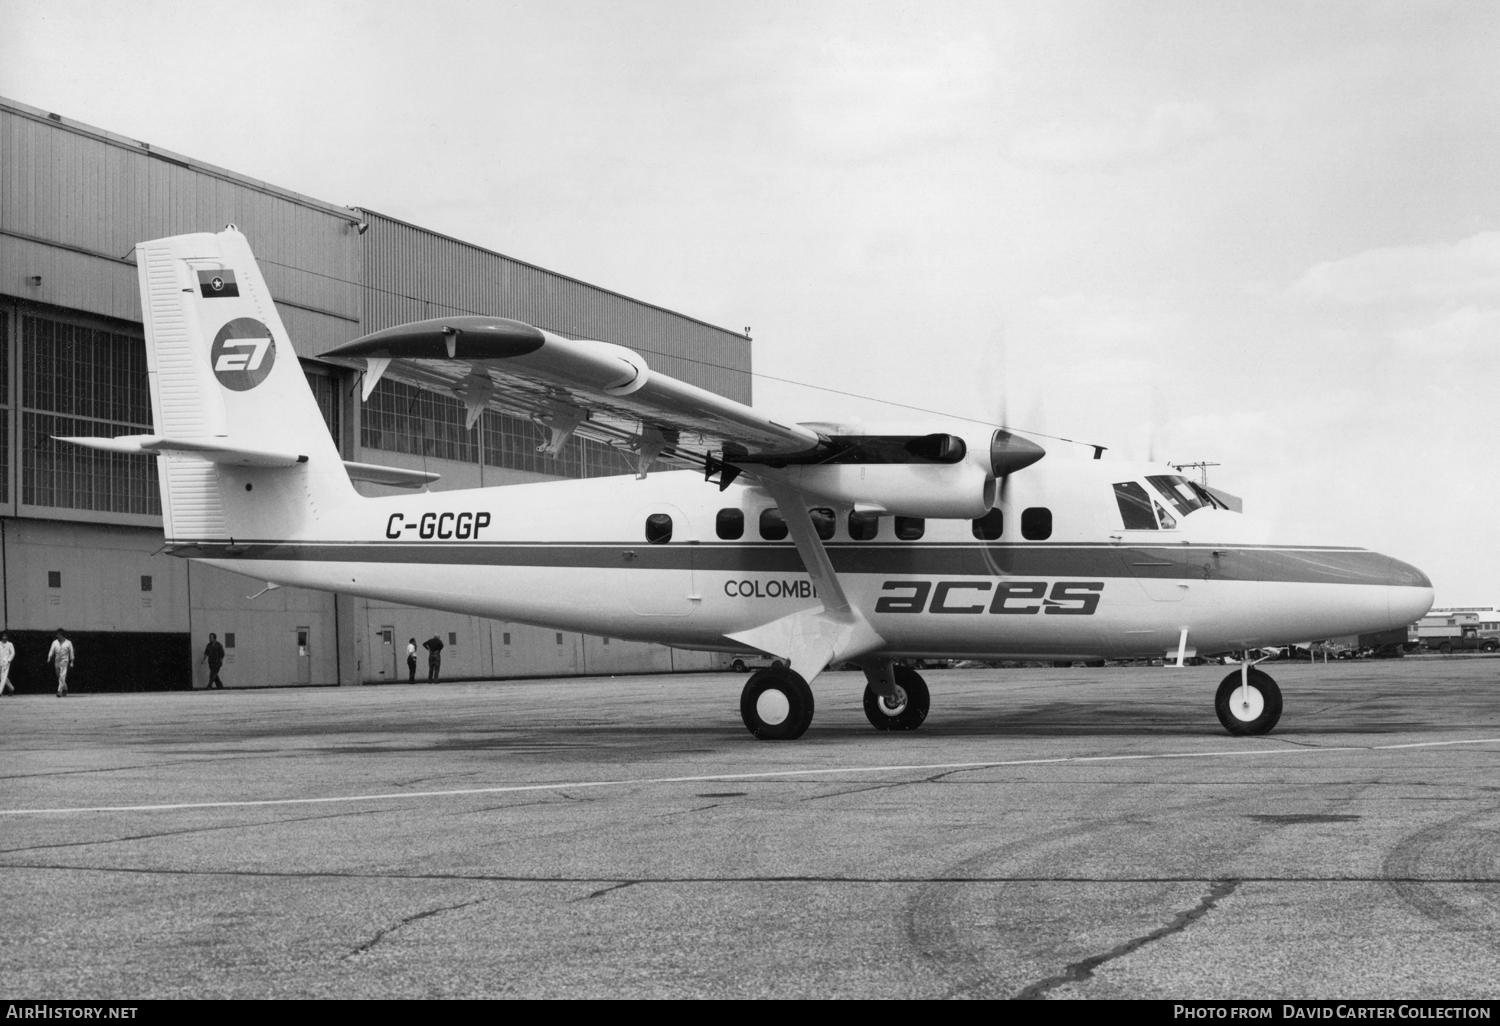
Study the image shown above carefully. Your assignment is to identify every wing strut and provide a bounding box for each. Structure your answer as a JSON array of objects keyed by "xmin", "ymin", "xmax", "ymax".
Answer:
[{"xmin": 725, "ymin": 479, "xmax": 884, "ymax": 682}]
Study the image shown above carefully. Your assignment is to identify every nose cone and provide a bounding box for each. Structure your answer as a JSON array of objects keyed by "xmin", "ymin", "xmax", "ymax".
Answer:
[{"xmin": 1386, "ymin": 555, "xmax": 1434, "ymax": 629}]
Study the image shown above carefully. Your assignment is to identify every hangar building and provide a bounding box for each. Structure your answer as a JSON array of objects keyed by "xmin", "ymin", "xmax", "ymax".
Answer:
[{"xmin": 0, "ymin": 95, "xmax": 752, "ymax": 691}]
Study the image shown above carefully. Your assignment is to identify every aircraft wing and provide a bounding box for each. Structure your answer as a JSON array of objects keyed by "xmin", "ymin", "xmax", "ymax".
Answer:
[{"xmin": 321, "ymin": 316, "xmax": 822, "ymax": 475}]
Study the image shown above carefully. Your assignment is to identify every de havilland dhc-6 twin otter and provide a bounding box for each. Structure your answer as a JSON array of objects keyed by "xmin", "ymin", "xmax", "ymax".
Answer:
[{"xmin": 62, "ymin": 228, "xmax": 1433, "ymax": 740}]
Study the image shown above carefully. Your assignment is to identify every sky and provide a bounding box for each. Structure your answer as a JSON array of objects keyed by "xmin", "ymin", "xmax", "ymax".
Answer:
[{"xmin": 2, "ymin": 0, "xmax": 1497, "ymax": 602}]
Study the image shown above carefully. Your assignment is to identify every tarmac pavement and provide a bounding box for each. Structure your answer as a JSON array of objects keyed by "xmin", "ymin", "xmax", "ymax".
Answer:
[{"xmin": 2, "ymin": 657, "xmax": 1498, "ymax": 999}]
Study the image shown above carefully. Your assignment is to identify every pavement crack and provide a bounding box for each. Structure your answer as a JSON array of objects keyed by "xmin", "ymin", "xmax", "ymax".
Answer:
[
  {"xmin": 343, "ymin": 898, "xmax": 486, "ymax": 960},
  {"xmin": 1012, "ymin": 878, "xmax": 1242, "ymax": 1000},
  {"xmin": 0, "ymin": 807, "xmax": 380, "ymax": 856},
  {"xmin": 802, "ymin": 767, "xmax": 972, "ymax": 802},
  {"xmin": 574, "ymin": 881, "xmax": 637, "ymax": 902}
]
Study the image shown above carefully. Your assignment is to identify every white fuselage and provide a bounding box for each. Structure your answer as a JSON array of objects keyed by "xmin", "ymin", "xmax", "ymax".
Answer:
[{"xmin": 186, "ymin": 459, "xmax": 1433, "ymax": 662}]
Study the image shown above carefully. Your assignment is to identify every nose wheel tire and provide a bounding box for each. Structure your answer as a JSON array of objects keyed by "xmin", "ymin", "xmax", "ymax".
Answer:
[
  {"xmin": 741, "ymin": 667, "xmax": 815, "ymax": 740},
  {"xmin": 1214, "ymin": 669, "xmax": 1283, "ymax": 736},
  {"xmin": 863, "ymin": 665, "xmax": 930, "ymax": 731}
]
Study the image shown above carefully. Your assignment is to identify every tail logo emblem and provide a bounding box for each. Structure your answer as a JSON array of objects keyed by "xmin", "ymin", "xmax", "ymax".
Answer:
[{"xmin": 210, "ymin": 318, "xmax": 277, "ymax": 391}]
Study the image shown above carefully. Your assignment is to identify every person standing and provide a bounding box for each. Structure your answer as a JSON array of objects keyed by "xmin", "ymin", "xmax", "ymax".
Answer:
[
  {"xmin": 48, "ymin": 628, "xmax": 75, "ymax": 698},
  {"xmin": 406, "ymin": 638, "xmax": 418, "ymax": 684},
  {"xmin": 201, "ymin": 633, "xmax": 226, "ymax": 689},
  {"xmin": 0, "ymin": 631, "xmax": 14, "ymax": 696},
  {"xmin": 423, "ymin": 633, "xmax": 444, "ymax": 683}
]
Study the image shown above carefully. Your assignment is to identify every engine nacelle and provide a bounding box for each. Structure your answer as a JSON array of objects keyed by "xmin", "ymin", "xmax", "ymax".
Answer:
[{"xmin": 779, "ymin": 461, "xmax": 997, "ymax": 519}]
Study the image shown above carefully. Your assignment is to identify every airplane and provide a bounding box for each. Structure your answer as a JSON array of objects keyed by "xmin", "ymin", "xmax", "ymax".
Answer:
[{"xmin": 61, "ymin": 227, "xmax": 1434, "ymax": 740}]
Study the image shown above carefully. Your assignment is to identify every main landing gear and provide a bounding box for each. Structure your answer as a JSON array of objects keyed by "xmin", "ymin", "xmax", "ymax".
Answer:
[
  {"xmin": 863, "ymin": 663, "xmax": 930, "ymax": 732},
  {"xmin": 740, "ymin": 665, "xmax": 815, "ymax": 741},
  {"xmin": 1215, "ymin": 667, "xmax": 1283, "ymax": 736}
]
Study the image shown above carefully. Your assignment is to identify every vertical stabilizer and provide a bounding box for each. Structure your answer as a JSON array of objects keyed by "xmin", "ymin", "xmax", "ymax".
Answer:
[{"xmin": 134, "ymin": 227, "xmax": 354, "ymax": 542}]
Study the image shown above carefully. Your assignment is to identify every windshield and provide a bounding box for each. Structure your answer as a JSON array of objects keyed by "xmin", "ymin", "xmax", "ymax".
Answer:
[{"xmin": 1147, "ymin": 475, "xmax": 1216, "ymax": 517}]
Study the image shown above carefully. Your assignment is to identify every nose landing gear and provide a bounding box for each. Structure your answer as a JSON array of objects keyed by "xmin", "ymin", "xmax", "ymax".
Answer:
[{"xmin": 1215, "ymin": 667, "xmax": 1283, "ymax": 735}]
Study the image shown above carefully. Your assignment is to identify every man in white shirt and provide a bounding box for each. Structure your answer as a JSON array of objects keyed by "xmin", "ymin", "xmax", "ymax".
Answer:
[
  {"xmin": 47, "ymin": 628, "xmax": 75, "ymax": 698},
  {"xmin": 0, "ymin": 631, "xmax": 14, "ymax": 695}
]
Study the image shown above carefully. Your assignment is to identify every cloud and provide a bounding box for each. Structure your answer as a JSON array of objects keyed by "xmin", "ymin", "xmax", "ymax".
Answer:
[
  {"xmin": 1392, "ymin": 305, "xmax": 1500, "ymax": 356},
  {"xmin": 1008, "ymin": 101, "xmax": 1221, "ymax": 169},
  {"xmin": 778, "ymin": 34, "xmax": 997, "ymax": 159},
  {"xmin": 1292, "ymin": 232, "xmax": 1500, "ymax": 305}
]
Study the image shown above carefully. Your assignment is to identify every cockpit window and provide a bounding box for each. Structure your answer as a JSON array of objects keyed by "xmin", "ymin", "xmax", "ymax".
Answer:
[
  {"xmin": 1146, "ymin": 475, "xmax": 1212, "ymax": 517},
  {"xmin": 1153, "ymin": 500, "xmax": 1177, "ymax": 530},
  {"xmin": 1113, "ymin": 482, "xmax": 1158, "ymax": 530}
]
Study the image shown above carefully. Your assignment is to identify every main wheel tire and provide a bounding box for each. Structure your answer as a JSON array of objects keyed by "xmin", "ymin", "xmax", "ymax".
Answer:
[
  {"xmin": 863, "ymin": 665, "xmax": 930, "ymax": 731},
  {"xmin": 741, "ymin": 667, "xmax": 814, "ymax": 740},
  {"xmin": 1214, "ymin": 669, "xmax": 1283, "ymax": 736}
]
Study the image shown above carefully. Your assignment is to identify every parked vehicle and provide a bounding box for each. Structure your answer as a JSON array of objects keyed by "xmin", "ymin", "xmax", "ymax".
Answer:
[{"xmin": 1407, "ymin": 614, "xmax": 1499, "ymax": 654}]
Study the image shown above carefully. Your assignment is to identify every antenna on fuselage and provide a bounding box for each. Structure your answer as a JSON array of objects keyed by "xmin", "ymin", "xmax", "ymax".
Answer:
[{"xmin": 1171, "ymin": 461, "xmax": 1220, "ymax": 486}]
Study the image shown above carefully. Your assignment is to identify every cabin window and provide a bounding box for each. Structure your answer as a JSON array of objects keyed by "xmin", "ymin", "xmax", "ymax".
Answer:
[
  {"xmin": 1113, "ymin": 482, "xmax": 1157, "ymax": 531},
  {"xmin": 1020, "ymin": 507, "xmax": 1052, "ymax": 540},
  {"xmin": 716, "ymin": 508, "xmax": 744, "ymax": 540},
  {"xmin": 848, "ymin": 511, "xmax": 880, "ymax": 541},
  {"xmin": 810, "ymin": 508, "xmax": 836, "ymax": 541},
  {"xmin": 894, "ymin": 516, "xmax": 925, "ymax": 541},
  {"xmin": 760, "ymin": 508, "xmax": 789, "ymax": 541},
  {"xmin": 972, "ymin": 508, "xmax": 1003, "ymax": 541},
  {"xmin": 644, "ymin": 513, "xmax": 673, "ymax": 544},
  {"xmin": 1146, "ymin": 475, "xmax": 1212, "ymax": 517}
]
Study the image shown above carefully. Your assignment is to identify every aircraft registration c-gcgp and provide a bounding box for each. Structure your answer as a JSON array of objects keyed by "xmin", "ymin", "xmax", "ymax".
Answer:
[{"xmin": 58, "ymin": 228, "xmax": 1433, "ymax": 741}]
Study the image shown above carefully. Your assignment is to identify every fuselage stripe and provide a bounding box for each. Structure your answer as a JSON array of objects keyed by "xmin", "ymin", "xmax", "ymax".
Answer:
[{"xmin": 164, "ymin": 541, "xmax": 1426, "ymax": 587}]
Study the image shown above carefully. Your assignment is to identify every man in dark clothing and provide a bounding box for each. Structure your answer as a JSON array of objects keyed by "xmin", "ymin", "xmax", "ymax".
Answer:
[
  {"xmin": 406, "ymin": 638, "xmax": 418, "ymax": 684},
  {"xmin": 423, "ymin": 634, "xmax": 444, "ymax": 682},
  {"xmin": 201, "ymin": 633, "xmax": 226, "ymax": 689}
]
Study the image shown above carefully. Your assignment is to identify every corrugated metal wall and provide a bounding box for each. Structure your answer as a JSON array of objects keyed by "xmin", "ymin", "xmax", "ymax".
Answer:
[
  {"xmin": 0, "ymin": 101, "xmax": 362, "ymax": 356},
  {"xmin": 360, "ymin": 211, "xmax": 752, "ymax": 403}
]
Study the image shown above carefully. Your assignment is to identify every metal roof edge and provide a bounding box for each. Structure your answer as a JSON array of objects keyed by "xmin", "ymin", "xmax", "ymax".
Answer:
[
  {"xmin": 356, "ymin": 207, "xmax": 752, "ymax": 350},
  {"xmin": 0, "ymin": 95, "xmax": 362, "ymax": 223},
  {"xmin": 0, "ymin": 94, "xmax": 752, "ymax": 360}
]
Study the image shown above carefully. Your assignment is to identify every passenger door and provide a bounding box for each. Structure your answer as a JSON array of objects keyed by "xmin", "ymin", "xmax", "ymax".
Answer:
[{"xmin": 625, "ymin": 503, "xmax": 698, "ymax": 616}]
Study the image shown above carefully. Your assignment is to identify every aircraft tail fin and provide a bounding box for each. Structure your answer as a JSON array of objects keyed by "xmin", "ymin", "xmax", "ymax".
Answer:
[{"xmin": 128, "ymin": 226, "xmax": 355, "ymax": 543}]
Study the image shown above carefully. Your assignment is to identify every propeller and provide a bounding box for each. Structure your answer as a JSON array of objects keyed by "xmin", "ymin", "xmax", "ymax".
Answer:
[
  {"xmin": 985, "ymin": 331, "xmax": 1047, "ymax": 512},
  {"xmin": 978, "ymin": 328, "xmax": 1045, "ymax": 576}
]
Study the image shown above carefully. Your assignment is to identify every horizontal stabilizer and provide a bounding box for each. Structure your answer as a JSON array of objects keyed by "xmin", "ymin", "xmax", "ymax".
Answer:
[
  {"xmin": 54, "ymin": 434, "xmax": 306, "ymax": 468},
  {"xmin": 341, "ymin": 460, "xmax": 440, "ymax": 489}
]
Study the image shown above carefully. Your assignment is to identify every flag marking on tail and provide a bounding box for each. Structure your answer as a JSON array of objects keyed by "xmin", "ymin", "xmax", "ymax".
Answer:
[{"xmin": 196, "ymin": 268, "xmax": 239, "ymax": 298}]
